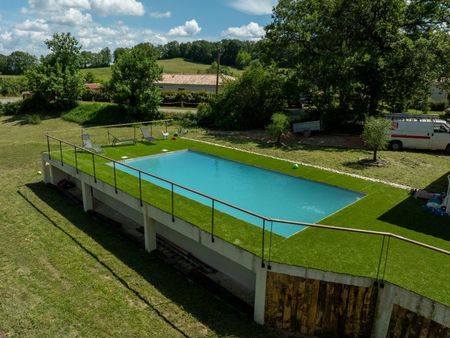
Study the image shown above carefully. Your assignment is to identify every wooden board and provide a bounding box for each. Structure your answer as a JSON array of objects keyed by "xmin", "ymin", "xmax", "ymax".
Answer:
[{"xmin": 265, "ymin": 271, "xmax": 378, "ymax": 337}]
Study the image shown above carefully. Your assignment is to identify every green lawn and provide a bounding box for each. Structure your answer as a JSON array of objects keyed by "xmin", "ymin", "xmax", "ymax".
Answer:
[
  {"xmin": 80, "ymin": 58, "xmax": 242, "ymax": 82},
  {"xmin": 0, "ymin": 116, "xmax": 272, "ymax": 337},
  {"xmin": 47, "ymin": 131, "xmax": 450, "ymax": 307}
]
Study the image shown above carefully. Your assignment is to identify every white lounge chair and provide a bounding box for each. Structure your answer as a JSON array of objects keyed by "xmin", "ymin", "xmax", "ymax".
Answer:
[
  {"xmin": 81, "ymin": 134, "xmax": 102, "ymax": 153},
  {"xmin": 140, "ymin": 127, "xmax": 154, "ymax": 142},
  {"xmin": 162, "ymin": 131, "xmax": 169, "ymax": 140}
]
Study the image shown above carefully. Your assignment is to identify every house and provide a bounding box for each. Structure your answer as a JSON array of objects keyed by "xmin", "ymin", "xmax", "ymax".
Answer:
[
  {"xmin": 85, "ymin": 83, "xmax": 103, "ymax": 93},
  {"xmin": 155, "ymin": 74, "xmax": 235, "ymax": 93}
]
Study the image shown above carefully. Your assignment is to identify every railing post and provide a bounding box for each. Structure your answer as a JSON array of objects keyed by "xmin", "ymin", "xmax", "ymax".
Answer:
[
  {"xmin": 375, "ymin": 235, "xmax": 386, "ymax": 286},
  {"xmin": 59, "ymin": 140, "xmax": 63, "ymax": 166},
  {"xmin": 138, "ymin": 171, "xmax": 143, "ymax": 207},
  {"xmin": 47, "ymin": 135, "xmax": 51, "ymax": 160},
  {"xmin": 381, "ymin": 235, "xmax": 391, "ymax": 284},
  {"xmin": 92, "ymin": 153, "xmax": 97, "ymax": 183},
  {"xmin": 74, "ymin": 146, "xmax": 79, "ymax": 174},
  {"xmin": 268, "ymin": 221, "xmax": 273, "ymax": 270},
  {"xmin": 113, "ymin": 161, "xmax": 117, "ymax": 194},
  {"xmin": 171, "ymin": 183, "xmax": 175, "ymax": 222},
  {"xmin": 211, "ymin": 199, "xmax": 215, "ymax": 242},
  {"xmin": 261, "ymin": 218, "xmax": 266, "ymax": 268}
]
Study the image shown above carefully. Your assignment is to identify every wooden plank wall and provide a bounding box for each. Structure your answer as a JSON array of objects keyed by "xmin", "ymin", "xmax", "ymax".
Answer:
[
  {"xmin": 387, "ymin": 305, "xmax": 450, "ymax": 338},
  {"xmin": 264, "ymin": 272, "xmax": 378, "ymax": 337}
]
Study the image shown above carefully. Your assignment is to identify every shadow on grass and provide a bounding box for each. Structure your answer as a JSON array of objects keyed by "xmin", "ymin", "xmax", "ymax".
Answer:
[
  {"xmin": 23, "ymin": 182, "xmax": 272, "ymax": 338},
  {"xmin": 1, "ymin": 113, "xmax": 60, "ymax": 125},
  {"xmin": 378, "ymin": 172, "xmax": 450, "ymax": 241}
]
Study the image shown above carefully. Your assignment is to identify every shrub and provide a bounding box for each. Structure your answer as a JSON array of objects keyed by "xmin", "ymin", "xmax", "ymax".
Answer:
[
  {"xmin": 266, "ymin": 113, "xmax": 290, "ymax": 144},
  {"xmin": 23, "ymin": 114, "xmax": 41, "ymax": 125},
  {"xmin": 1, "ymin": 101, "xmax": 22, "ymax": 115},
  {"xmin": 180, "ymin": 112, "xmax": 199, "ymax": 128},
  {"xmin": 160, "ymin": 90, "xmax": 212, "ymax": 106},
  {"xmin": 0, "ymin": 77, "xmax": 28, "ymax": 97},
  {"xmin": 61, "ymin": 102, "xmax": 130, "ymax": 125}
]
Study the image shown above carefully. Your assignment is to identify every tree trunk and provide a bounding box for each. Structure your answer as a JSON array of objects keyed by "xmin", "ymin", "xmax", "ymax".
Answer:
[{"xmin": 373, "ymin": 149, "xmax": 377, "ymax": 162}]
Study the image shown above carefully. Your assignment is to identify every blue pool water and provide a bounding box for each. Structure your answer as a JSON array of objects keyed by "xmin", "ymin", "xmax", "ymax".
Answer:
[{"xmin": 111, "ymin": 150, "xmax": 364, "ymax": 237}]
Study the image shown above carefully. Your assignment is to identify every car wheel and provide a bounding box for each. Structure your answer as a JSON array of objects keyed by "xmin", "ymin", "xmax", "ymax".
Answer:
[
  {"xmin": 445, "ymin": 144, "xmax": 450, "ymax": 155},
  {"xmin": 389, "ymin": 141, "xmax": 402, "ymax": 151}
]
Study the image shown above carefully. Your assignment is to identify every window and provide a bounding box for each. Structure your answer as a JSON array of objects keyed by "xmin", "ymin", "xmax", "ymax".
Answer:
[{"xmin": 434, "ymin": 123, "xmax": 449, "ymax": 133}]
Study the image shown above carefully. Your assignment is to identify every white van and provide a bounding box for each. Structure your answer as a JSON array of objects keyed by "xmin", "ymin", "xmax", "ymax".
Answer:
[{"xmin": 387, "ymin": 114, "xmax": 450, "ymax": 153}]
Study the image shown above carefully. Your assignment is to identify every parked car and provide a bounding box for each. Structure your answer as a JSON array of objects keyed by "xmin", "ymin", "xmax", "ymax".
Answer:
[{"xmin": 386, "ymin": 114, "xmax": 450, "ymax": 153}]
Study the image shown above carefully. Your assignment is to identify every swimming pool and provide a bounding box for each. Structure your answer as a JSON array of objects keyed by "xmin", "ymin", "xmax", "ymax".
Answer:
[{"xmin": 111, "ymin": 150, "xmax": 364, "ymax": 237}]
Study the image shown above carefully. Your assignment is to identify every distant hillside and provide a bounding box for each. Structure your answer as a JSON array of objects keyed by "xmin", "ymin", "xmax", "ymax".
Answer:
[{"xmin": 80, "ymin": 58, "xmax": 242, "ymax": 82}]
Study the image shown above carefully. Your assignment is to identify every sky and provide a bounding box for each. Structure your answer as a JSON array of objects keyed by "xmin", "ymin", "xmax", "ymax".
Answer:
[{"xmin": 0, "ymin": 0, "xmax": 278, "ymax": 56}]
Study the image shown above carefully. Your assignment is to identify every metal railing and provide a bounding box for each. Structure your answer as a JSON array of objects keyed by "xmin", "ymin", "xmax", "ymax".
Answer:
[{"xmin": 44, "ymin": 133, "xmax": 450, "ymax": 290}]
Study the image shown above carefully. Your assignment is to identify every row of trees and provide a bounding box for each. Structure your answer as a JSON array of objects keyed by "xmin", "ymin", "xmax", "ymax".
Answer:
[
  {"xmin": 80, "ymin": 48, "xmax": 112, "ymax": 69},
  {"xmin": 0, "ymin": 51, "xmax": 37, "ymax": 75}
]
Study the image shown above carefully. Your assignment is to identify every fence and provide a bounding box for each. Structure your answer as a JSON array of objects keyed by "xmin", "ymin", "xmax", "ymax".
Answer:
[{"xmin": 44, "ymin": 124, "xmax": 450, "ymax": 306}]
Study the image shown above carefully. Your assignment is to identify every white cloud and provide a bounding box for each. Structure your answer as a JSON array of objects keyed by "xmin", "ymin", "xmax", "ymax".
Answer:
[
  {"xmin": 51, "ymin": 8, "xmax": 93, "ymax": 26},
  {"xmin": 16, "ymin": 19, "xmax": 49, "ymax": 32},
  {"xmin": 27, "ymin": 0, "xmax": 91, "ymax": 11},
  {"xmin": 0, "ymin": 32, "xmax": 13, "ymax": 42},
  {"xmin": 90, "ymin": 0, "xmax": 145, "ymax": 16},
  {"xmin": 168, "ymin": 19, "xmax": 201, "ymax": 37},
  {"xmin": 222, "ymin": 22, "xmax": 265, "ymax": 40},
  {"xmin": 149, "ymin": 11, "xmax": 171, "ymax": 19},
  {"xmin": 229, "ymin": 0, "xmax": 277, "ymax": 15}
]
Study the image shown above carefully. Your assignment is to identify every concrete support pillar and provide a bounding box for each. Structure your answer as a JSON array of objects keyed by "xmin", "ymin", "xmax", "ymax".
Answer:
[
  {"xmin": 253, "ymin": 266, "xmax": 268, "ymax": 325},
  {"xmin": 82, "ymin": 182, "xmax": 94, "ymax": 212},
  {"xmin": 42, "ymin": 160, "xmax": 53, "ymax": 184},
  {"xmin": 143, "ymin": 206, "xmax": 157, "ymax": 253},
  {"xmin": 371, "ymin": 284, "xmax": 395, "ymax": 338}
]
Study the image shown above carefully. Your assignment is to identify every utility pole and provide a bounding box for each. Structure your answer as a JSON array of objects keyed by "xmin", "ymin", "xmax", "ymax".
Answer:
[{"xmin": 215, "ymin": 49, "xmax": 221, "ymax": 95}]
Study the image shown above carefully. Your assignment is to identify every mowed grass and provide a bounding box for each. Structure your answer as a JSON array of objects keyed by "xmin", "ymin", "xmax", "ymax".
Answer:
[
  {"xmin": 0, "ymin": 115, "xmax": 272, "ymax": 337},
  {"xmin": 80, "ymin": 58, "xmax": 242, "ymax": 82},
  {"xmin": 49, "ymin": 133, "xmax": 450, "ymax": 307}
]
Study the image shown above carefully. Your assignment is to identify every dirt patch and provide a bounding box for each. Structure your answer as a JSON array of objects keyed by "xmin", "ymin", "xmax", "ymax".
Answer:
[{"xmin": 0, "ymin": 330, "xmax": 7, "ymax": 338}]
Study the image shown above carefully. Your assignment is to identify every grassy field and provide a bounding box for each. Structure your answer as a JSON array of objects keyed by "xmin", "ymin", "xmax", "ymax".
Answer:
[
  {"xmin": 45, "ymin": 126, "xmax": 450, "ymax": 307},
  {"xmin": 0, "ymin": 116, "xmax": 273, "ymax": 337},
  {"xmin": 80, "ymin": 58, "xmax": 241, "ymax": 82}
]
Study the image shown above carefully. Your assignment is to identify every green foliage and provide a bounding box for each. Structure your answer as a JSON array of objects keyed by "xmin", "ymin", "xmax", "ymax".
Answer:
[
  {"xmin": 198, "ymin": 63, "xmax": 286, "ymax": 130},
  {"xmin": 0, "ymin": 77, "xmax": 28, "ymax": 96},
  {"xmin": 429, "ymin": 99, "xmax": 448, "ymax": 112},
  {"xmin": 3, "ymin": 51, "xmax": 37, "ymax": 75},
  {"xmin": 266, "ymin": 113, "xmax": 290, "ymax": 144},
  {"xmin": 265, "ymin": 0, "xmax": 450, "ymax": 116},
  {"xmin": 61, "ymin": 102, "xmax": 129, "ymax": 125},
  {"xmin": 27, "ymin": 33, "xmax": 84, "ymax": 110},
  {"xmin": 206, "ymin": 61, "xmax": 233, "ymax": 76},
  {"xmin": 80, "ymin": 47, "xmax": 112, "ymax": 68},
  {"xmin": 0, "ymin": 101, "xmax": 23, "ymax": 115},
  {"xmin": 109, "ymin": 43, "xmax": 163, "ymax": 119},
  {"xmin": 362, "ymin": 117, "xmax": 391, "ymax": 161},
  {"xmin": 161, "ymin": 90, "xmax": 211, "ymax": 106},
  {"xmin": 83, "ymin": 71, "xmax": 96, "ymax": 83},
  {"xmin": 23, "ymin": 114, "xmax": 41, "ymax": 125},
  {"xmin": 236, "ymin": 50, "xmax": 252, "ymax": 69}
]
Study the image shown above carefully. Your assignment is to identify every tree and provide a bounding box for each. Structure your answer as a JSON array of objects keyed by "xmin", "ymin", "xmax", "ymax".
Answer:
[
  {"xmin": 109, "ymin": 43, "xmax": 162, "ymax": 118},
  {"xmin": 27, "ymin": 33, "xmax": 84, "ymax": 110},
  {"xmin": 98, "ymin": 47, "xmax": 112, "ymax": 67},
  {"xmin": 198, "ymin": 63, "xmax": 286, "ymax": 130},
  {"xmin": 113, "ymin": 48, "xmax": 129, "ymax": 63},
  {"xmin": 6, "ymin": 51, "xmax": 37, "ymax": 75},
  {"xmin": 0, "ymin": 54, "xmax": 8, "ymax": 74},
  {"xmin": 236, "ymin": 50, "xmax": 252, "ymax": 69},
  {"xmin": 264, "ymin": 0, "xmax": 450, "ymax": 117},
  {"xmin": 267, "ymin": 113, "xmax": 290, "ymax": 144},
  {"xmin": 362, "ymin": 117, "xmax": 391, "ymax": 161}
]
